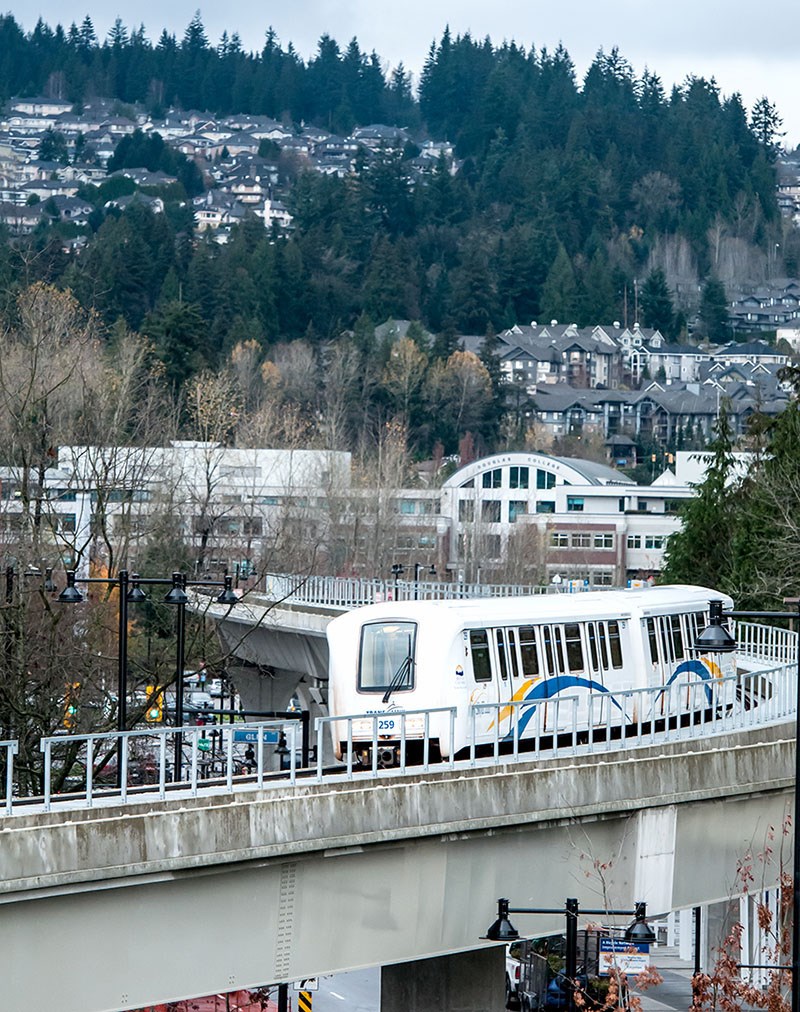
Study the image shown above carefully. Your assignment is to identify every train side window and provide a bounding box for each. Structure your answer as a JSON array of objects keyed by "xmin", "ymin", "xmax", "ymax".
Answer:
[
  {"xmin": 507, "ymin": 629, "xmax": 520, "ymax": 679},
  {"xmin": 597, "ymin": 623, "xmax": 609, "ymax": 669},
  {"xmin": 495, "ymin": 629, "xmax": 509, "ymax": 680},
  {"xmin": 564, "ymin": 623, "xmax": 584, "ymax": 672},
  {"xmin": 688, "ymin": 612, "xmax": 703, "ymax": 647},
  {"xmin": 587, "ymin": 624, "xmax": 599, "ymax": 671},
  {"xmin": 519, "ymin": 626, "xmax": 540, "ymax": 677},
  {"xmin": 470, "ymin": 629, "xmax": 492, "ymax": 682},
  {"xmin": 670, "ymin": 615, "xmax": 685, "ymax": 659},
  {"xmin": 607, "ymin": 621, "xmax": 623, "ymax": 668},
  {"xmin": 552, "ymin": 626, "xmax": 566, "ymax": 674},
  {"xmin": 542, "ymin": 626, "xmax": 555, "ymax": 676},
  {"xmin": 646, "ymin": 618, "xmax": 659, "ymax": 663},
  {"xmin": 657, "ymin": 617, "xmax": 672, "ymax": 664}
]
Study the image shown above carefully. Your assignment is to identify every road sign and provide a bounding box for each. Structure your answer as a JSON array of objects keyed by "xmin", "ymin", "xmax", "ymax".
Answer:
[
  {"xmin": 598, "ymin": 938, "xmax": 650, "ymax": 976},
  {"xmin": 297, "ymin": 992, "xmax": 312, "ymax": 1012},
  {"xmin": 293, "ymin": 978, "xmax": 319, "ymax": 991},
  {"xmin": 197, "ymin": 738, "xmax": 211, "ymax": 752},
  {"xmin": 233, "ymin": 729, "xmax": 280, "ymax": 744}
]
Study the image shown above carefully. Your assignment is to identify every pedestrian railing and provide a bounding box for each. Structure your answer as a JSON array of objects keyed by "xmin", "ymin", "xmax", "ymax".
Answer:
[
  {"xmin": 34, "ymin": 721, "xmax": 297, "ymax": 812},
  {"xmin": 0, "ymin": 639, "xmax": 796, "ymax": 817},
  {"xmin": 0, "ymin": 739, "xmax": 18, "ymax": 815},
  {"xmin": 257, "ymin": 572, "xmax": 554, "ymax": 609}
]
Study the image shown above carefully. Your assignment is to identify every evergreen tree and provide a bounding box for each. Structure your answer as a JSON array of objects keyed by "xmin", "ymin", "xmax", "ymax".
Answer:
[
  {"xmin": 639, "ymin": 269, "xmax": 675, "ymax": 338},
  {"xmin": 750, "ymin": 97, "xmax": 784, "ymax": 159},
  {"xmin": 660, "ymin": 403, "xmax": 738, "ymax": 589},
  {"xmin": 540, "ymin": 244, "xmax": 579, "ymax": 323},
  {"xmin": 698, "ymin": 276, "xmax": 730, "ymax": 342}
]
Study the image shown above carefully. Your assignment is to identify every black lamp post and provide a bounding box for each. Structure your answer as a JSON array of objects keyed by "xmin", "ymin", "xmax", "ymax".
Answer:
[
  {"xmin": 413, "ymin": 562, "xmax": 436, "ymax": 600},
  {"xmin": 391, "ymin": 563, "xmax": 405, "ymax": 598},
  {"xmin": 58, "ymin": 568, "xmax": 238, "ymax": 786},
  {"xmin": 58, "ymin": 568, "xmax": 141, "ymax": 785},
  {"xmin": 695, "ymin": 598, "xmax": 800, "ymax": 1012},
  {"xmin": 484, "ymin": 897, "xmax": 655, "ymax": 1012}
]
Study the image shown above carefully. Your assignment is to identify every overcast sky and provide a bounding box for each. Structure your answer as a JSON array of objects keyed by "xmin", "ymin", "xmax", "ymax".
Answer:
[{"xmin": 19, "ymin": 0, "xmax": 800, "ymax": 146}]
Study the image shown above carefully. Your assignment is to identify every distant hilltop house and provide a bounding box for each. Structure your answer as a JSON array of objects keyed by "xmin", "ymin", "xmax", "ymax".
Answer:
[
  {"xmin": 498, "ymin": 320, "xmax": 666, "ymax": 390},
  {"xmin": 729, "ymin": 279, "xmax": 800, "ymax": 332}
]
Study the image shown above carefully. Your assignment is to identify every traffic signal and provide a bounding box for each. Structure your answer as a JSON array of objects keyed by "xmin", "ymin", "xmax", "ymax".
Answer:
[
  {"xmin": 63, "ymin": 682, "xmax": 80, "ymax": 728},
  {"xmin": 145, "ymin": 686, "xmax": 164, "ymax": 723}
]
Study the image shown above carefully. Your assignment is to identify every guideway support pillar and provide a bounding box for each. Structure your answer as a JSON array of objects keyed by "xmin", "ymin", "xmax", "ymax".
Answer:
[{"xmin": 381, "ymin": 946, "xmax": 506, "ymax": 1012}]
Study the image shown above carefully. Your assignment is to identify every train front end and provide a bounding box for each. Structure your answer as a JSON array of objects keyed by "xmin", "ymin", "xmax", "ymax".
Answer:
[{"xmin": 326, "ymin": 603, "xmax": 451, "ymax": 768}]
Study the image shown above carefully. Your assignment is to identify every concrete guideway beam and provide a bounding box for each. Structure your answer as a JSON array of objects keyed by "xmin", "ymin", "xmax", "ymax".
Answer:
[{"xmin": 0, "ymin": 725, "xmax": 793, "ymax": 1012}]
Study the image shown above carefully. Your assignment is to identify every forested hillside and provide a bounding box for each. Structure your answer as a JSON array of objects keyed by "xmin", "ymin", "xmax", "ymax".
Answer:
[{"xmin": 0, "ymin": 13, "xmax": 792, "ymax": 459}]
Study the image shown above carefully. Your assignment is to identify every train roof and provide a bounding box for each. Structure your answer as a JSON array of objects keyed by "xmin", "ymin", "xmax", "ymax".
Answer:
[{"xmin": 328, "ymin": 585, "xmax": 731, "ymax": 630}]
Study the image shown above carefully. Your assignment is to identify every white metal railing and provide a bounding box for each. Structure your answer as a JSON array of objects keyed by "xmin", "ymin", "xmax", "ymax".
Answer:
[
  {"xmin": 735, "ymin": 621, "xmax": 797, "ymax": 666},
  {"xmin": 36, "ymin": 721, "xmax": 297, "ymax": 812},
  {"xmin": 0, "ymin": 634, "xmax": 797, "ymax": 817},
  {"xmin": 0, "ymin": 739, "xmax": 18, "ymax": 815},
  {"xmin": 468, "ymin": 664, "xmax": 793, "ymax": 765},
  {"xmin": 258, "ymin": 572, "xmax": 554, "ymax": 609},
  {"xmin": 314, "ymin": 707, "xmax": 458, "ymax": 780}
]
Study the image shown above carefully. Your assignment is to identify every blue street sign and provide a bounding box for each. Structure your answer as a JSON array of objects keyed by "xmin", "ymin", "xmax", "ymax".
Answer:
[
  {"xmin": 598, "ymin": 937, "xmax": 650, "ymax": 976},
  {"xmin": 232, "ymin": 729, "xmax": 281, "ymax": 744}
]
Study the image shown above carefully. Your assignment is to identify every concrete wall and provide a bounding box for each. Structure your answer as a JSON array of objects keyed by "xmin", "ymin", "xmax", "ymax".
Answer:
[{"xmin": 0, "ymin": 725, "xmax": 793, "ymax": 1012}]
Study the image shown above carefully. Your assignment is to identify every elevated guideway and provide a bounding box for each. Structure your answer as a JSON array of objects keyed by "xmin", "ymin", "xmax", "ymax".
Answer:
[
  {"xmin": 0, "ymin": 598, "xmax": 794, "ymax": 1012},
  {"xmin": 1, "ymin": 717, "xmax": 795, "ymax": 1011}
]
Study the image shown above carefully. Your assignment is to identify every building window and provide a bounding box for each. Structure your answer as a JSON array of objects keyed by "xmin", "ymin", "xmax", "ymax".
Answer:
[
  {"xmin": 536, "ymin": 501, "xmax": 555, "ymax": 514},
  {"xmin": 509, "ymin": 466, "xmax": 529, "ymax": 490},
  {"xmin": 400, "ymin": 500, "xmax": 416, "ymax": 515},
  {"xmin": 59, "ymin": 513, "xmax": 77, "ymax": 533},
  {"xmin": 627, "ymin": 535, "xmax": 642, "ymax": 549},
  {"xmin": 509, "ymin": 501, "xmax": 527, "ymax": 523},
  {"xmin": 567, "ymin": 497, "xmax": 584, "ymax": 512},
  {"xmin": 418, "ymin": 535, "xmax": 436, "ymax": 548},
  {"xmin": 571, "ymin": 533, "xmax": 591, "ymax": 548},
  {"xmin": 592, "ymin": 571, "xmax": 614, "ymax": 586},
  {"xmin": 645, "ymin": 535, "xmax": 665, "ymax": 550},
  {"xmin": 550, "ymin": 532, "xmax": 569, "ymax": 548},
  {"xmin": 459, "ymin": 499, "xmax": 475, "ymax": 522},
  {"xmin": 594, "ymin": 533, "xmax": 614, "ymax": 550},
  {"xmin": 482, "ymin": 500, "xmax": 501, "ymax": 523},
  {"xmin": 482, "ymin": 469, "xmax": 502, "ymax": 489},
  {"xmin": 537, "ymin": 469, "xmax": 556, "ymax": 489},
  {"xmin": 243, "ymin": 518, "xmax": 263, "ymax": 536}
]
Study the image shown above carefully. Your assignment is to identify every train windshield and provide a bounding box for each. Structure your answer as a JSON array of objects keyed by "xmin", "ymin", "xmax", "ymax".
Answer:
[{"xmin": 358, "ymin": 622, "xmax": 417, "ymax": 696}]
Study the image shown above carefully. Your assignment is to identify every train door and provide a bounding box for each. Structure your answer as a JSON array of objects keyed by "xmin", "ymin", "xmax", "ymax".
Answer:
[
  {"xmin": 466, "ymin": 627, "xmax": 499, "ymax": 747},
  {"xmin": 487, "ymin": 623, "xmax": 517, "ymax": 744}
]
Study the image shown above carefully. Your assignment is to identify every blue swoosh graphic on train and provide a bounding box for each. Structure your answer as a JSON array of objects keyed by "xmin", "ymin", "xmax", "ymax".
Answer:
[
  {"xmin": 505, "ymin": 676, "xmax": 621, "ymax": 740},
  {"xmin": 661, "ymin": 659, "xmax": 715, "ymax": 706}
]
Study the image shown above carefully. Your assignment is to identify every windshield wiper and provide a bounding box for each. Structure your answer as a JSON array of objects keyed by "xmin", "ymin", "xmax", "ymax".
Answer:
[{"xmin": 382, "ymin": 654, "xmax": 414, "ymax": 704}]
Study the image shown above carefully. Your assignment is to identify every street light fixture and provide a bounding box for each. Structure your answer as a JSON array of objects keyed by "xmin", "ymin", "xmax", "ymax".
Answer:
[
  {"xmin": 216, "ymin": 574, "xmax": 238, "ymax": 605},
  {"xmin": 413, "ymin": 562, "xmax": 436, "ymax": 601},
  {"xmin": 695, "ymin": 598, "xmax": 800, "ymax": 1012},
  {"xmin": 485, "ymin": 898, "xmax": 655, "ymax": 1007},
  {"xmin": 57, "ymin": 567, "xmax": 238, "ymax": 786},
  {"xmin": 484, "ymin": 898, "xmax": 655, "ymax": 1012}
]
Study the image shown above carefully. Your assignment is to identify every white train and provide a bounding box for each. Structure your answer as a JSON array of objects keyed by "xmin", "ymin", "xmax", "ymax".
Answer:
[{"xmin": 326, "ymin": 585, "xmax": 738, "ymax": 766}]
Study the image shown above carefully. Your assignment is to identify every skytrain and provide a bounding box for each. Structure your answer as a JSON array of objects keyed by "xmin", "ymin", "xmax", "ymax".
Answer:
[{"xmin": 326, "ymin": 585, "xmax": 738, "ymax": 766}]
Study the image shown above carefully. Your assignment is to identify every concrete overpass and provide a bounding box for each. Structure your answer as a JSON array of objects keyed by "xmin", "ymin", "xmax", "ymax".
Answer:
[{"xmin": 1, "ymin": 723, "xmax": 793, "ymax": 1012}]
